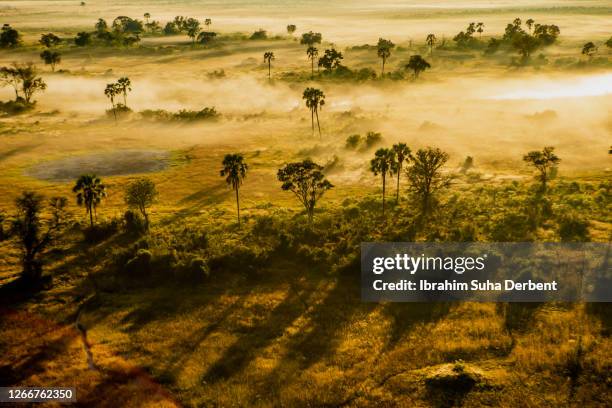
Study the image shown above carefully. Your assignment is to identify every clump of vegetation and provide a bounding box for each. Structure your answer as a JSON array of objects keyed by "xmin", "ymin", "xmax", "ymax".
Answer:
[
  {"xmin": 140, "ymin": 107, "xmax": 219, "ymax": 122},
  {"xmin": 0, "ymin": 63, "xmax": 47, "ymax": 114},
  {"xmin": 250, "ymin": 29, "xmax": 268, "ymax": 40},
  {"xmin": 0, "ymin": 24, "xmax": 20, "ymax": 47}
]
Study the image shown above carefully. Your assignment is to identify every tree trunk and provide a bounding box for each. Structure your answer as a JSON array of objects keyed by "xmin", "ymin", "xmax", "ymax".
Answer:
[
  {"xmin": 396, "ymin": 167, "xmax": 401, "ymax": 202},
  {"xmin": 311, "ymin": 58, "xmax": 314, "ymax": 78},
  {"xmin": 89, "ymin": 205, "xmax": 94, "ymax": 228},
  {"xmin": 315, "ymin": 108, "xmax": 321, "ymax": 138},
  {"xmin": 235, "ymin": 187, "xmax": 241, "ymax": 228},
  {"xmin": 268, "ymin": 61, "xmax": 271, "ymax": 79},
  {"xmin": 311, "ymin": 109, "xmax": 315, "ymax": 136},
  {"xmin": 142, "ymin": 207, "xmax": 149, "ymax": 231},
  {"xmin": 381, "ymin": 58, "xmax": 385, "ymax": 76},
  {"xmin": 382, "ymin": 174, "xmax": 386, "ymax": 215}
]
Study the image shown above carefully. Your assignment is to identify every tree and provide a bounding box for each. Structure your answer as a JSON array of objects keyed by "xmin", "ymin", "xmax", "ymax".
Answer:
[
  {"xmin": 204, "ymin": 18, "xmax": 212, "ymax": 30},
  {"xmin": 197, "ymin": 31, "xmax": 217, "ymax": 45},
  {"xmin": 40, "ymin": 33, "xmax": 61, "ymax": 48},
  {"xmin": 406, "ymin": 147, "xmax": 450, "ymax": 214},
  {"xmin": 287, "ymin": 24, "xmax": 296, "ymax": 35},
  {"xmin": 277, "ymin": 160, "xmax": 333, "ymax": 224},
  {"xmin": 0, "ymin": 63, "xmax": 47, "ymax": 104},
  {"xmin": 124, "ymin": 178, "xmax": 157, "ymax": 230},
  {"xmin": 220, "ymin": 154, "xmax": 248, "ymax": 227},
  {"xmin": 318, "ymin": 48, "xmax": 343, "ymax": 72},
  {"xmin": 392, "ymin": 143, "xmax": 411, "ymax": 202},
  {"xmin": 406, "ymin": 55, "xmax": 431, "ymax": 78},
  {"xmin": 104, "ymin": 82, "xmax": 120, "ymax": 120},
  {"xmin": 40, "ymin": 50, "xmax": 61, "ymax": 72},
  {"xmin": 607, "ymin": 36, "xmax": 612, "ymax": 49},
  {"xmin": 303, "ymin": 87, "xmax": 325, "ymax": 137},
  {"xmin": 144, "ymin": 13, "xmax": 151, "ymax": 24},
  {"xmin": 306, "ymin": 46, "xmax": 318, "ymax": 77},
  {"xmin": 0, "ymin": 66, "xmax": 21, "ymax": 100},
  {"xmin": 0, "ymin": 24, "xmax": 20, "ymax": 48},
  {"xmin": 523, "ymin": 146, "xmax": 560, "ymax": 191},
  {"xmin": 526, "ymin": 18, "xmax": 535, "ymax": 33},
  {"xmin": 73, "ymin": 174, "xmax": 106, "ymax": 228},
  {"xmin": 512, "ymin": 33, "xmax": 540, "ymax": 63},
  {"xmin": 476, "ymin": 22, "xmax": 484, "ymax": 38},
  {"xmin": 95, "ymin": 18, "xmax": 108, "ymax": 33},
  {"xmin": 117, "ymin": 76, "xmax": 132, "ymax": 106},
  {"xmin": 183, "ymin": 18, "xmax": 200, "ymax": 44},
  {"xmin": 11, "ymin": 192, "xmax": 67, "ymax": 285},
  {"xmin": 426, "ymin": 34, "xmax": 437, "ymax": 56},
  {"xmin": 74, "ymin": 32, "xmax": 91, "ymax": 46},
  {"xmin": 582, "ymin": 42, "xmax": 597, "ymax": 59},
  {"xmin": 300, "ymin": 31, "xmax": 322, "ymax": 47},
  {"xmin": 263, "ymin": 51, "xmax": 275, "ymax": 79},
  {"xmin": 370, "ymin": 148, "xmax": 395, "ymax": 215},
  {"xmin": 377, "ymin": 38, "xmax": 395, "ymax": 76}
]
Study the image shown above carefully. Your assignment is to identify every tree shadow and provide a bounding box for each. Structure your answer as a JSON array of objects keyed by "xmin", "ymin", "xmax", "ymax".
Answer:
[{"xmin": 382, "ymin": 302, "xmax": 452, "ymax": 352}]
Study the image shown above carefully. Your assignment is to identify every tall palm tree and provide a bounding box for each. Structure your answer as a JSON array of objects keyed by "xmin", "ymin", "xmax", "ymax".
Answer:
[
  {"xmin": 426, "ymin": 34, "xmax": 437, "ymax": 56},
  {"xmin": 73, "ymin": 174, "xmax": 106, "ymax": 227},
  {"xmin": 476, "ymin": 22, "xmax": 484, "ymax": 39},
  {"xmin": 302, "ymin": 87, "xmax": 325, "ymax": 138},
  {"xmin": 392, "ymin": 143, "xmax": 411, "ymax": 202},
  {"xmin": 306, "ymin": 46, "xmax": 318, "ymax": 78},
  {"xmin": 220, "ymin": 154, "xmax": 248, "ymax": 227},
  {"xmin": 117, "ymin": 76, "xmax": 131, "ymax": 106},
  {"xmin": 370, "ymin": 148, "xmax": 395, "ymax": 215},
  {"xmin": 377, "ymin": 38, "xmax": 395, "ymax": 76},
  {"xmin": 104, "ymin": 83, "xmax": 119, "ymax": 121},
  {"xmin": 263, "ymin": 51, "xmax": 275, "ymax": 79}
]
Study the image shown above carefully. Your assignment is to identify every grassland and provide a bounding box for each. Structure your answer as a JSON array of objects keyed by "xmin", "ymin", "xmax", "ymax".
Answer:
[{"xmin": 0, "ymin": 0, "xmax": 611, "ymax": 406}]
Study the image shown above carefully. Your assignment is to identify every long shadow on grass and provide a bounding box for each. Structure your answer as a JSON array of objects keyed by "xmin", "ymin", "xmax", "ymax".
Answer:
[{"xmin": 158, "ymin": 183, "xmax": 229, "ymax": 227}]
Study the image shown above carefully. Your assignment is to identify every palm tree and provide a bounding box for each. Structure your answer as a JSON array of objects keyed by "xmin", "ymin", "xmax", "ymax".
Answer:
[
  {"xmin": 104, "ymin": 83, "xmax": 119, "ymax": 121},
  {"xmin": 303, "ymin": 87, "xmax": 325, "ymax": 138},
  {"xmin": 144, "ymin": 13, "xmax": 150, "ymax": 25},
  {"xmin": 426, "ymin": 34, "xmax": 437, "ymax": 56},
  {"xmin": 392, "ymin": 143, "xmax": 411, "ymax": 202},
  {"xmin": 377, "ymin": 38, "xmax": 395, "ymax": 76},
  {"xmin": 204, "ymin": 18, "xmax": 212, "ymax": 30},
  {"xmin": 526, "ymin": 18, "xmax": 534, "ymax": 33},
  {"xmin": 370, "ymin": 148, "xmax": 395, "ymax": 215},
  {"xmin": 220, "ymin": 154, "xmax": 248, "ymax": 227},
  {"xmin": 73, "ymin": 174, "xmax": 106, "ymax": 227},
  {"xmin": 406, "ymin": 55, "xmax": 431, "ymax": 79},
  {"xmin": 117, "ymin": 76, "xmax": 131, "ymax": 106},
  {"xmin": 476, "ymin": 22, "xmax": 484, "ymax": 39},
  {"xmin": 307, "ymin": 46, "xmax": 318, "ymax": 78},
  {"xmin": 263, "ymin": 51, "xmax": 275, "ymax": 79}
]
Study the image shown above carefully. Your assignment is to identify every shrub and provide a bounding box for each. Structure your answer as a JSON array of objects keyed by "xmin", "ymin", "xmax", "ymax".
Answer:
[
  {"xmin": 125, "ymin": 249, "xmax": 152, "ymax": 277},
  {"xmin": 557, "ymin": 212, "xmax": 590, "ymax": 242},
  {"xmin": 174, "ymin": 257, "xmax": 209, "ymax": 283},
  {"xmin": 0, "ymin": 100, "xmax": 33, "ymax": 115},
  {"xmin": 250, "ymin": 29, "xmax": 267, "ymax": 40},
  {"xmin": 83, "ymin": 219, "xmax": 120, "ymax": 242},
  {"xmin": 363, "ymin": 131, "xmax": 383, "ymax": 150},
  {"xmin": 345, "ymin": 134, "xmax": 361, "ymax": 149},
  {"xmin": 140, "ymin": 107, "xmax": 219, "ymax": 122},
  {"xmin": 124, "ymin": 210, "xmax": 146, "ymax": 235}
]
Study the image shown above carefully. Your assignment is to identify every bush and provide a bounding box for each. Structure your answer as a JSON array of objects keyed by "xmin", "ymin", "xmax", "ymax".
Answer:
[
  {"xmin": 106, "ymin": 103, "xmax": 132, "ymax": 118},
  {"xmin": 140, "ymin": 107, "xmax": 219, "ymax": 122},
  {"xmin": 249, "ymin": 29, "xmax": 267, "ymax": 40},
  {"xmin": 558, "ymin": 212, "xmax": 590, "ymax": 242},
  {"xmin": 124, "ymin": 210, "xmax": 146, "ymax": 235},
  {"xmin": 174, "ymin": 257, "xmax": 209, "ymax": 283},
  {"xmin": 83, "ymin": 219, "xmax": 120, "ymax": 242},
  {"xmin": 363, "ymin": 131, "xmax": 383, "ymax": 150},
  {"xmin": 125, "ymin": 249, "xmax": 152, "ymax": 277},
  {"xmin": 345, "ymin": 134, "xmax": 361, "ymax": 149},
  {"xmin": 0, "ymin": 99, "xmax": 33, "ymax": 115}
]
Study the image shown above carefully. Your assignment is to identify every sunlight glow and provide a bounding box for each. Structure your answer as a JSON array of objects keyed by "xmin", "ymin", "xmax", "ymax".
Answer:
[{"xmin": 489, "ymin": 73, "xmax": 612, "ymax": 100}]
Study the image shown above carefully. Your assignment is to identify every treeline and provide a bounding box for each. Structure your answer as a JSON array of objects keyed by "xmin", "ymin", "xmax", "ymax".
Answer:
[{"xmin": 3, "ymin": 143, "xmax": 606, "ymax": 291}]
